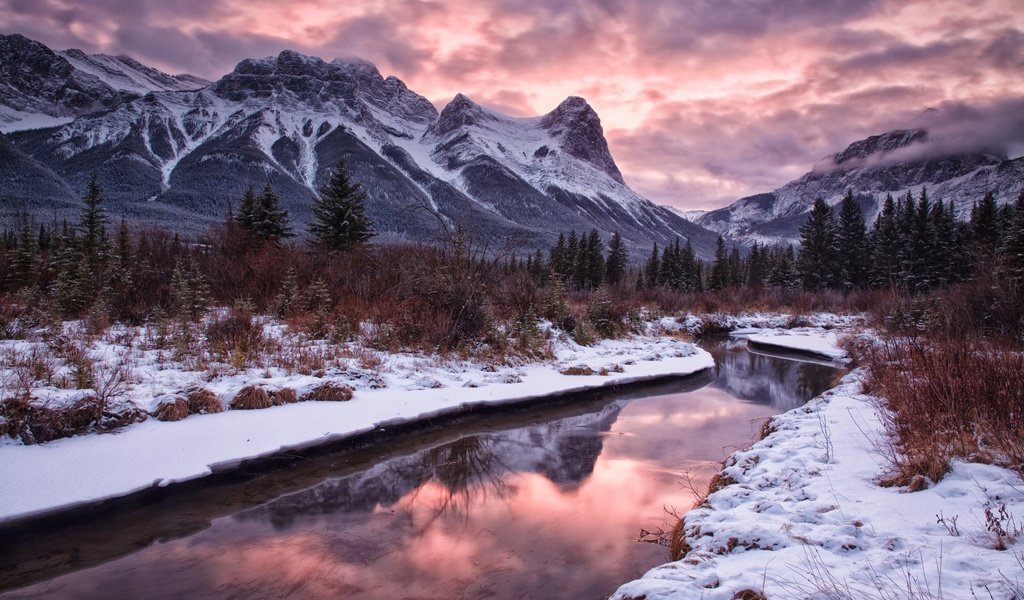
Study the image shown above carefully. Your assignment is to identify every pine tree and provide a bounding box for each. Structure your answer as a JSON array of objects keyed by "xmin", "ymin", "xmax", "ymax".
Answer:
[
  {"xmin": 746, "ymin": 242, "xmax": 766, "ymax": 289},
  {"xmin": 252, "ymin": 183, "xmax": 294, "ymax": 242},
  {"xmin": 643, "ymin": 243, "xmax": 660, "ymax": 289},
  {"xmin": 708, "ymin": 236, "xmax": 729, "ymax": 291},
  {"xmin": 1000, "ymin": 190, "xmax": 1024, "ymax": 282},
  {"xmin": 970, "ymin": 191, "xmax": 1000, "ymax": 257},
  {"xmin": 605, "ymin": 232, "xmax": 627, "ymax": 286},
  {"xmin": 869, "ymin": 194, "xmax": 901, "ymax": 288},
  {"xmin": 308, "ymin": 161, "xmax": 375, "ymax": 250},
  {"xmin": 836, "ymin": 191, "xmax": 867, "ymax": 290},
  {"xmin": 236, "ymin": 186, "xmax": 258, "ymax": 233},
  {"xmin": 584, "ymin": 230, "xmax": 605, "ymax": 289},
  {"xmin": 797, "ymin": 198, "xmax": 837, "ymax": 291},
  {"xmin": 8, "ymin": 217, "xmax": 37, "ymax": 290},
  {"xmin": 170, "ymin": 260, "xmax": 210, "ymax": 322}
]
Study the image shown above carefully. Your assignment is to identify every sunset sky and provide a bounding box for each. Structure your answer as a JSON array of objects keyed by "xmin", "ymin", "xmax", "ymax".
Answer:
[{"xmin": 3, "ymin": 0, "xmax": 1022, "ymax": 210}]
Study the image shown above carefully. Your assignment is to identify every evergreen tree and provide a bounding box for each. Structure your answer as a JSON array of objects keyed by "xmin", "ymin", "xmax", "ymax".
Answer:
[
  {"xmin": 680, "ymin": 240, "xmax": 698, "ymax": 292},
  {"xmin": 836, "ymin": 191, "xmax": 867, "ymax": 290},
  {"xmin": 970, "ymin": 191, "xmax": 1000, "ymax": 257},
  {"xmin": 708, "ymin": 236, "xmax": 729, "ymax": 291},
  {"xmin": 643, "ymin": 243, "xmax": 660, "ymax": 289},
  {"xmin": 170, "ymin": 260, "xmax": 211, "ymax": 322},
  {"xmin": 746, "ymin": 242, "xmax": 766, "ymax": 289},
  {"xmin": 584, "ymin": 229, "xmax": 605, "ymax": 289},
  {"xmin": 797, "ymin": 198, "xmax": 837, "ymax": 291},
  {"xmin": 8, "ymin": 217, "xmax": 37, "ymax": 290},
  {"xmin": 605, "ymin": 232, "xmax": 627, "ymax": 286},
  {"xmin": 308, "ymin": 161, "xmax": 375, "ymax": 250},
  {"xmin": 247, "ymin": 183, "xmax": 293, "ymax": 242},
  {"xmin": 80, "ymin": 175, "xmax": 109, "ymax": 270},
  {"xmin": 1000, "ymin": 191, "xmax": 1024, "ymax": 282},
  {"xmin": 236, "ymin": 186, "xmax": 258, "ymax": 233},
  {"xmin": 870, "ymin": 194, "xmax": 902, "ymax": 288}
]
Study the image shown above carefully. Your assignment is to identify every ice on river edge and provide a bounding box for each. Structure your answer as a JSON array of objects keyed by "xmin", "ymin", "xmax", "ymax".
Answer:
[{"xmin": 613, "ymin": 364, "xmax": 1024, "ymax": 599}]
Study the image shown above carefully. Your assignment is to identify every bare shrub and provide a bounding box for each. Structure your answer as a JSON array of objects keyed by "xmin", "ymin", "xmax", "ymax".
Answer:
[
  {"xmin": 230, "ymin": 385, "xmax": 273, "ymax": 410},
  {"xmin": 301, "ymin": 382, "xmax": 353, "ymax": 402},
  {"xmin": 154, "ymin": 396, "xmax": 189, "ymax": 422},
  {"xmin": 863, "ymin": 335, "xmax": 1024, "ymax": 481},
  {"xmin": 185, "ymin": 386, "xmax": 222, "ymax": 414},
  {"xmin": 205, "ymin": 303, "xmax": 269, "ymax": 367}
]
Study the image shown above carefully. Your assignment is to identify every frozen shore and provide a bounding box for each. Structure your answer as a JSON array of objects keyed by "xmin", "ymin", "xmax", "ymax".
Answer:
[
  {"xmin": 613, "ymin": 334, "xmax": 1024, "ymax": 599},
  {"xmin": 0, "ymin": 332, "xmax": 714, "ymax": 526}
]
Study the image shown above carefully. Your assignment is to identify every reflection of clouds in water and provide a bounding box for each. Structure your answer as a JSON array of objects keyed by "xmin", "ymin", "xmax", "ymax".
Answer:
[{"xmin": 6, "ymin": 343, "xmax": 841, "ymax": 599}]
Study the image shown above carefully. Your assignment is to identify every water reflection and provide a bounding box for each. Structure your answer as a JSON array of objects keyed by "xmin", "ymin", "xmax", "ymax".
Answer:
[{"xmin": 1, "ymin": 340, "xmax": 840, "ymax": 600}]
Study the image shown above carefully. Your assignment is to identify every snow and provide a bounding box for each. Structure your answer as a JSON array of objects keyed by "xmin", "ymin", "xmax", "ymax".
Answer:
[
  {"xmin": 744, "ymin": 329, "xmax": 848, "ymax": 361},
  {"xmin": 0, "ymin": 331, "xmax": 713, "ymax": 525},
  {"xmin": 613, "ymin": 371, "xmax": 1024, "ymax": 599}
]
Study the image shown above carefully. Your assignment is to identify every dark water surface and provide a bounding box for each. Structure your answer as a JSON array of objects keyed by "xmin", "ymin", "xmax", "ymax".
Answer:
[{"xmin": 0, "ymin": 338, "xmax": 841, "ymax": 599}]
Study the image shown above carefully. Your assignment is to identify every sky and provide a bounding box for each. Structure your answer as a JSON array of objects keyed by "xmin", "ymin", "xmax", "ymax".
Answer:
[{"xmin": 2, "ymin": 0, "xmax": 1022, "ymax": 210}]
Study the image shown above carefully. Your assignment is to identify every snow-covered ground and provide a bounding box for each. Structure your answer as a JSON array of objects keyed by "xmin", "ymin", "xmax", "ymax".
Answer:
[
  {"xmin": 0, "ymin": 328, "xmax": 713, "ymax": 525},
  {"xmin": 744, "ymin": 329, "xmax": 848, "ymax": 361},
  {"xmin": 614, "ymin": 334, "xmax": 1024, "ymax": 599}
]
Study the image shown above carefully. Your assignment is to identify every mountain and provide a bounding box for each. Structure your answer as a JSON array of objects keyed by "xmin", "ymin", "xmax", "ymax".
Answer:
[
  {"xmin": 0, "ymin": 36, "xmax": 718, "ymax": 258},
  {"xmin": 0, "ymin": 33, "xmax": 208, "ymax": 133},
  {"xmin": 698, "ymin": 128, "xmax": 1024, "ymax": 246}
]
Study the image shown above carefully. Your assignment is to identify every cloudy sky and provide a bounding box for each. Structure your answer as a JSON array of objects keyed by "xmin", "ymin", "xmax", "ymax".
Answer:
[{"xmin": 3, "ymin": 0, "xmax": 1022, "ymax": 209}]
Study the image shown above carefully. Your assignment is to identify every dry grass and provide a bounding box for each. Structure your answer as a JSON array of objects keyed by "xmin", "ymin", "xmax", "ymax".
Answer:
[
  {"xmin": 229, "ymin": 385, "xmax": 273, "ymax": 410},
  {"xmin": 301, "ymin": 382, "xmax": 353, "ymax": 402},
  {"xmin": 1, "ymin": 394, "xmax": 102, "ymax": 444},
  {"xmin": 185, "ymin": 386, "xmax": 222, "ymax": 414},
  {"xmin": 269, "ymin": 387, "xmax": 297, "ymax": 405},
  {"xmin": 559, "ymin": 365, "xmax": 595, "ymax": 376},
  {"xmin": 154, "ymin": 396, "xmax": 189, "ymax": 421},
  {"xmin": 860, "ymin": 336, "xmax": 1024, "ymax": 483}
]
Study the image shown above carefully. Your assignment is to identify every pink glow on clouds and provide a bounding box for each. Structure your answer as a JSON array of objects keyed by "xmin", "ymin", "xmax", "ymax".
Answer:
[{"xmin": 2, "ymin": 0, "xmax": 1022, "ymax": 209}]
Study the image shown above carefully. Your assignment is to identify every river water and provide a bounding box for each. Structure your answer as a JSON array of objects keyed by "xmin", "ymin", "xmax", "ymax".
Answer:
[{"xmin": 0, "ymin": 337, "xmax": 841, "ymax": 599}]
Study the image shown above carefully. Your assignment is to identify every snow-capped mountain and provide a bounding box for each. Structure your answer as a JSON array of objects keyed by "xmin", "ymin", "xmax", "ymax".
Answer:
[
  {"xmin": 698, "ymin": 128, "xmax": 1024, "ymax": 246},
  {"xmin": 0, "ymin": 36, "xmax": 718, "ymax": 257},
  {"xmin": 0, "ymin": 33, "xmax": 207, "ymax": 132}
]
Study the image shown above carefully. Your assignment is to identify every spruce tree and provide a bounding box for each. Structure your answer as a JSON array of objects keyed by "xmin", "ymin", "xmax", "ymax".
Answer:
[
  {"xmin": 708, "ymin": 236, "xmax": 729, "ymax": 291},
  {"xmin": 8, "ymin": 217, "xmax": 37, "ymax": 290},
  {"xmin": 605, "ymin": 232, "xmax": 627, "ymax": 286},
  {"xmin": 643, "ymin": 243, "xmax": 660, "ymax": 289},
  {"xmin": 836, "ymin": 191, "xmax": 867, "ymax": 290},
  {"xmin": 1000, "ymin": 191, "xmax": 1024, "ymax": 282},
  {"xmin": 870, "ymin": 194, "xmax": 901, "ymax": 288},
  {"xmin": 970, "ymin": 191, "xmax": 1000, "ymax": 257},
  {"xmin": 236, "ymin": 186, "xmax": 258, "ymax": 232},
  {"xmin": 797, "ymin": 198, "xmax": 837, "ymax": 291},
  {"xmin": 251, "ymin": 183, "xmax": 294, "ymax": 242},
  {"xmin": 308, "ymin": 161, "xmax": 375, "ymax": 251}
]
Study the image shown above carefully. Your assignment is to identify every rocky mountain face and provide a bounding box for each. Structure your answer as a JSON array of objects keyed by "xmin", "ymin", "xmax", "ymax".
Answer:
[
  {"xmin": 698, "ymin": 128, "xmax": 1024, "ymax": 246},
  {"xmin": 0, "ymin": 33, "xmax": 207, "ymax": 132},
  {"xmin": 0, "ymin": 36, "xmax": 718, "ymax": 258}
]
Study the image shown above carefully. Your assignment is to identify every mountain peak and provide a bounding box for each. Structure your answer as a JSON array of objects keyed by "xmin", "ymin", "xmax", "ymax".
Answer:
[{"xmin": 541, "ymin": 96, "xmax": 623, "ymax": 184}]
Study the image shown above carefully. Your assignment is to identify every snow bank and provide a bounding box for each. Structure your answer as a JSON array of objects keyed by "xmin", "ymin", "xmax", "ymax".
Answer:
[
  {"xmin": 744, "ymin": 328, "xmax": 848, "ymax": 361},
  {"xmin": 0, "ymin": 335, "xmax": 713, "ymax": 526},
  {"xmin": 613, "ymin": 371, "xmax": 1024, "ymax": 599}
]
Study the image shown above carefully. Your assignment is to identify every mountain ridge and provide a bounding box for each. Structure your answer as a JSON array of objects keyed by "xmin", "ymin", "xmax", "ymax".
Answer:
[{"xmin": 0, "ymin": 35, "xmax": 719, "ymax": 258}]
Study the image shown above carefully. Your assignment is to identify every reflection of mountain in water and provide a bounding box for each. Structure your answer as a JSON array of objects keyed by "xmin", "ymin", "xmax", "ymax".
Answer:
[
  {"xmin": 238, "ymin": 400, "xmax": 627, "ymax": 528},
  {"xmin": 709, "ymin": 339, "xmax": 837, "ymax": 410}
]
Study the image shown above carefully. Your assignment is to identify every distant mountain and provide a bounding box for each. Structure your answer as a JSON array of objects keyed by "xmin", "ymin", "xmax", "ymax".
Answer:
[
  {"xmin": 0, "ymin": 35, "xmax": 719, "ymax": 258},
  {"xmin": 698, "ymin": 128, "xmax": 1024, "ymax": 246}
]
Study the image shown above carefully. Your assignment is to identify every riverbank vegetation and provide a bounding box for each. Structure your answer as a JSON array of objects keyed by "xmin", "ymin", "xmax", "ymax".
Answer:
[{"xmin": 1, "ymin": 168, "xmax": 1022, "ymax": 451}]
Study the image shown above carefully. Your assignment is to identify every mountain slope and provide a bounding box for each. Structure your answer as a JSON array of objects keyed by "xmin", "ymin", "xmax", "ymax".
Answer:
[
  {"xmin": 2, "ymin": 40, "xmax": 720, "ymax": 256},
  {"xmin": 0, "ymin": 33, "xmax": 207, "ymax": 133},
  {"xmin": 699, "ymin": 128, "xmax": 1024, "ymax": 246}
]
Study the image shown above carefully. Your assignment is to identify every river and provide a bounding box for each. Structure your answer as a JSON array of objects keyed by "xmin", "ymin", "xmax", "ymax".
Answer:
[{"xmin": 0, "ymin": 336, "xmax": 841, "ymax": 599}]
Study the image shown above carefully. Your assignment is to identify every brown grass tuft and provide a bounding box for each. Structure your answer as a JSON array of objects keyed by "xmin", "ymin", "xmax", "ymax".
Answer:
[
  {"xmin": 154, "ymin": 396, "xmax": 189, "ymax": 421},
  {"xmin": 301, "ymin": 382, "xmax": 354, "ymax": 402},
  {"xmin": 707, "ymin": 472, "xmax": 738, "ymax": 495},
  {"xmin": 230, "ymin": 385, "xmax": 273, "ymax": 410},
  {"xmin": 270, "ymin": 387, "xmax": 298, "ymax": 405},
  {"xmin": 185, "ymin": 387, "xmax": 223, "ymax": 414},
  {"xmin": 1, "ymin": 395, "xmax": 102, "ymax": 444},
  {"xmin": 669, "ymin": 515, "xmax": 691, "ymax": 561},
  {"xmin": 559, "ymin": 365, "xmax": 595, "ymax": 376},
  {"xmin": 732, "ymin": 590, "xmax": 767, "ymax": 600}
]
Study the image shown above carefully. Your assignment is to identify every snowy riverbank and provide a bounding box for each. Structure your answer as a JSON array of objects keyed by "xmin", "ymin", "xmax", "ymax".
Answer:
[
  {"xmin": 614, "ymin": 336, "xmax": 1024, "ymax": 599},
  {"xmin": 0, "ymin": 330, "xmax": 715, "ymax": 526}
]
